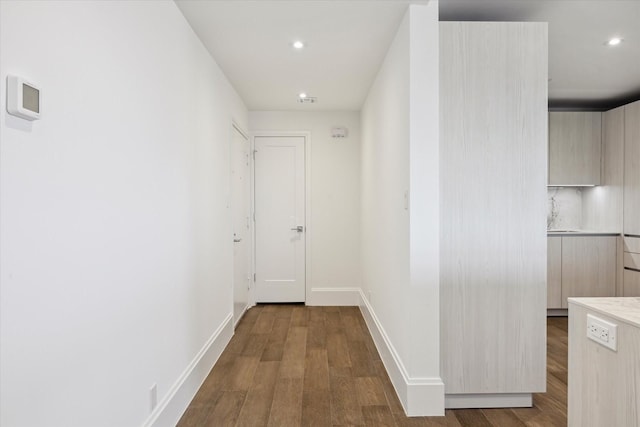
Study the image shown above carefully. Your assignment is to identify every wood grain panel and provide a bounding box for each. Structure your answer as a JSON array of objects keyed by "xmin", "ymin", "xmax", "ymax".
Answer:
[
  {"xmin": 267, "ymin": 378, "xmax": 303, "ymax": 426},
  {"xmin": 481, "ymin": 408, "xmax": 526, "ymax": 426},
  {"xmin": 624, "ymin": 101, "xmax": 640, "ymax": 235},
  {"xmin": 582, "ymin": 106, "xmax": 624, "ymax": 231},
  {"xmin": 453, "ymin": 410, "xmax": 493, "ymax": 427},
  {"xmin": 348, "ymin": 339, "xmax": 377, "ymax": 377},
  {"xmin": 327, "ymin": 333, "xmax": 351, "ymax": 368},
  {"xmin": 235, "ymin": 361, "xmax": 280, "ymax": 427},
  {"xmin": 261, "ymin": 317, "xmax": 291, "ymax": 362},
  {"xmin": 301, "ymin": 388, "xmax": 331, "ymax": 427},
  {"xmin": 354, "ymin": 376, "xmax": 388, "ymax": 406},
  {"xmin": 624, "ymin": 236, "xmax": 640, "ymax": 254},
  {"xmin": 202, "ymin": 391, "xmax": 246, "ymax": 426},
  {"xmin": 362, "ymin": 405, "xmax": 397, "ymax": 426},
  {"xmin": 547, "ymin": 237, "xmax": 562, "ymax": 308},
  {"xmin": 624, "ymin": 252, "xmax": 640, "ymax": 269},
  {"xmin": 222, "ymin": 356, "xmax": 260, "ymax": 391},
  {"xmin": 306, "ymin": 318, "xmax": 327, "ymax": 350},
  {"xmin": 568, "ymin": 303, "xmax": 640, "ymax": 426},
  {"xmin": 561, "ymin": 236, "xmax": 617, "ymax": 308},
  {"xmin": 617, "ymin": 236, "xmax": 624, "ymax": 297},
  {"xmin": 623, "ymin": 268, "xmax": 640, "ymax": 297},
  {"xmin": 329, "ymin": 367, "xmax": 364, "ymax": 425},
  {"xmin": 251, "ymin": 311, "xmax": 276, "ymax": 334},
  {"xmin": 279, "ymin": 326, "xmax": 307, "ymax": 379},
  {"xmin": 303, "ymin": 349, "xmax": 329, "ymax": 390},
  {"xmin": 440, "ymin": 22, "xmax": 548, "ymax": 394},
  {"xmin": 549, "ymin": 112, "xmax": 602, "ymax": 185}
]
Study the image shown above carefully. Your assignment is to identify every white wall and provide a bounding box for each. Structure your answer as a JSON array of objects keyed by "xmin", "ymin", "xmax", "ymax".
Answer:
[
  {"xmin": 249, "ymin": 111, "xmax": 361, "ymax": 304},
  {"xmin": 360, "ymin": 2, "xmax": 443, "ymax": 415},
  {"xmin": 0, "ymin": 1, "xmax": 247, "ymax": 426}
]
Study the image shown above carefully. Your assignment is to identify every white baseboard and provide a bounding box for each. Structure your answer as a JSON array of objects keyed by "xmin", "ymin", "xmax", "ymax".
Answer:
[
  {"xmin": 445, "ymin": 393, "xmax": 532, "ymax": 409},
  {"xmin": 357, "ymin": 290, "xmax": 444, "ymax": 416},
  {"xmin": 142, "ymin": 313, "xmax": 234, "ymax": 427},
  {"xmin": 234, "ymin": 303, "xmax": 250, "ymax": 328},
  {"xmin": 306, "ymin": 287, "xmax": 361, "ymax": 306}
]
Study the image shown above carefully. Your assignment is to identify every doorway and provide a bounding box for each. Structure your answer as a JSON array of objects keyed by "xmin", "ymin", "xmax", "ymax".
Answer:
[
  {"xmin": 254, "ymin": 135, "xmax": 306, "ymax": 302},
  {"xmin": 231, "ymin": 124, "xmax": 251, "ymax": 326}
]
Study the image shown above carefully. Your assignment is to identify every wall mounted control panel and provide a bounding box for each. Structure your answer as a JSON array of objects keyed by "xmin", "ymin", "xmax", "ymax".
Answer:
[{"xmin": 7, "ymin": 75, "xmax": 41, "ymax": 121}]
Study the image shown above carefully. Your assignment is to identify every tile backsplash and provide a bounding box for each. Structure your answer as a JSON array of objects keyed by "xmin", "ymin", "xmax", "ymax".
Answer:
[{"xmin": 547, "ymin": 187, "xmax": 582, "ymax": 230}]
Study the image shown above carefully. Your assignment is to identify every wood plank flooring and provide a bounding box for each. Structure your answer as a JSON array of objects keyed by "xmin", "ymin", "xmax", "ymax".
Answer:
[{"xmin": 178, "ymin": 305, "xmax": 567, "ymax": 426}]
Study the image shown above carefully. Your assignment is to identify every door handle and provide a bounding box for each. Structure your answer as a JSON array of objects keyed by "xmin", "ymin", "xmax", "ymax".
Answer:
[
  {"xmin": 290, "ymin": 226, "xmax": 304, "ymax": 232},
  {"xmin": 234, "ymin": 238, "xmax": 242, "ymax": 243}
]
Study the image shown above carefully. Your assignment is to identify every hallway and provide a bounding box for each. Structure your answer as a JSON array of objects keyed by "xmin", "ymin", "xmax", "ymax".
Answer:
[{"xmin": 178, "ymin": 305, "xmax": 567, "ymax": 426}]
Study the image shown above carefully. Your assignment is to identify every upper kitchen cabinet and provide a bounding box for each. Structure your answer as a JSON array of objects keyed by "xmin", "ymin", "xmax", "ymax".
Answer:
[
  {"xmin": 624, "ymin": 101, "xmax": 640, "ymax": 236},
  {"xmin": 549, "ymin": 112, "xmax": 602, "ymax": 186}
]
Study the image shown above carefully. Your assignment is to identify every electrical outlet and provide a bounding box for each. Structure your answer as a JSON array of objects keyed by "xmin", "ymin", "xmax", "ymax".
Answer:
[
  {"xmin": 150, "ymin": 383, "xmax": 158, "ymax": 412},
  {"xmin": 586, "ymin": 314, "xmax": 617, "ymax": 351}
]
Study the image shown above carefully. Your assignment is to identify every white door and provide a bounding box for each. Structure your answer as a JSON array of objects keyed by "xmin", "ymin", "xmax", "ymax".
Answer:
[
  {"xmin": 231, "ymin": 126, "xmax": 250, "ymax": 325},
  {"xmin": 254, "ymin": 136, "xmax": 306, "ymax": 302}
]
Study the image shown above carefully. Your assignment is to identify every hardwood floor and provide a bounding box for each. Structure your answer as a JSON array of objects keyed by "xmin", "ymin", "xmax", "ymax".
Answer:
[{"xmin": 178, "ymin": 305, "xmax": 567, "ymax": 426}]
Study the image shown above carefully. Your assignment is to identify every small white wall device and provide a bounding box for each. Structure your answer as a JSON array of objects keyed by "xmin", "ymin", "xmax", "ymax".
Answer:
[
  {"xmin": 7, "ymin": 75, "xmax": 41, "ymax": 121},
  {"xmin": 331, "ymin": 127, "xmax": 348, "ymax": 139}
]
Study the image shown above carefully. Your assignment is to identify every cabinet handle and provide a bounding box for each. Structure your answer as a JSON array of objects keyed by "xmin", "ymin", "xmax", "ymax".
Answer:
[{"xmin": 624, "ymin": 267, "xmax": 640, "ymax": 273}]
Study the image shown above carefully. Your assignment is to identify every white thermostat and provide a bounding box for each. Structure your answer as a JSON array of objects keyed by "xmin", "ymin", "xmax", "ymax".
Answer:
[
  {"xmin": 7, "ymin": 75, "xmax": 41, "ymax": 121},
  {"xmin": 331, "ymin": 127, "xmax": 348, "ymax": 138}
]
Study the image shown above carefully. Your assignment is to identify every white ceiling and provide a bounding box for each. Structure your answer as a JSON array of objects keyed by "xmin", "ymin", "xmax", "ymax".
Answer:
[{"xmin": 176, "ymin": 0, "xmax": 640, "ymax": 111}]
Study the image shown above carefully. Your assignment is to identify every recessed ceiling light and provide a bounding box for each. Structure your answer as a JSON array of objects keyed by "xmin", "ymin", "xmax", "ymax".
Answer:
[
  {"xmin": 293, "ymin": 40, "xmax": 305, "ymax": 49},
  {"xmin": 299, "ymin": 92, "xmax": 307, "ymax": 99},
  {"xmin": 607, "ymin": 37, "xmax": 623, "ymax": 46}
]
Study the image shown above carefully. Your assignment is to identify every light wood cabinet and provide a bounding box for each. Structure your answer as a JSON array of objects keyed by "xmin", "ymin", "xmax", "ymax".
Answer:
[
  {"xmin": 440, "ymin": 22, "xmax": 547, "ymax": 399},
  {"xmin": 623, "ymin": 236, "xmax": 640, "ymax": 296},
  {"xmin": 549, "ymin": 112, "xmax": 602, "ymax": 186},
  {"xmin": 582, "ymin": 107, "xmax": 624, "ymax": 231},
  {"xmin": 547, "ymin": 235, "xmax": 617, "ymax": 309},
  {"xmin": 624, "ymin": 269, "xmax": 640, "ymax": 296},
  {"xmin": 560, "ymin": 236, "xmax": 617, "ymax": 308},
  {"xmin": 624, "ymin": 101, "xmax": 640, "ymax": 236},
  {"xmin": 547, "ymin": 237, "xmax": 562, "ymax": 308}
]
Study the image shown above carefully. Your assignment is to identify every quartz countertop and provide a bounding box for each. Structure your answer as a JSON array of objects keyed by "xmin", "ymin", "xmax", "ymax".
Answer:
[
  {"xmin": 568, "ymin": 297, "xmax": 640, "ymax": 328},
  {"xmin": 547, "ymin": 230, "xmax": 620, "ymax": 236}
]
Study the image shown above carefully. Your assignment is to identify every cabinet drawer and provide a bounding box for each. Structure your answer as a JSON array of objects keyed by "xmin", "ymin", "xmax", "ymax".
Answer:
[
  {"xmin": 624, "ymin": 252, "xmax": 640, "ymax": 270},
  {"xmin": 624, "ymin": 236, "xmax": 640, "ymax": 254},
  {"xmin": 623, "ymin": 268, "xmax": 640, "ymax": 297},
  {"xmin": 561, "ymin": 236, "xmax": 617, "ymax": 308}
]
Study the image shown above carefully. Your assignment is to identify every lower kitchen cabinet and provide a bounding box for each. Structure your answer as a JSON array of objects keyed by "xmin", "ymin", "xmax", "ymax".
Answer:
[
  {"xmin": 548, "ymin": 235, "xmax": 617, "ymax": 309},
  {"xmin": 623, "ymin": 236, "xmax": 640, "ymax": 296},
  {"xmin": 624, "ymin": 269, "xmax": 640, "ymax": 296},
  {"xmin": 547, "ymin": 237, "xmax": 562, "ymax": 308}
]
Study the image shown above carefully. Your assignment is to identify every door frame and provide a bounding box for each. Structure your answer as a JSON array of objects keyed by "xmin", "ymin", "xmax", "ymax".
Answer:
[
  {"xmin": 249, "ymin": 131, "xmax": 312, "ymax": 305},
  {"xmin": 231, "ymin": 121, "xmax": 251, "ymax": 325}
]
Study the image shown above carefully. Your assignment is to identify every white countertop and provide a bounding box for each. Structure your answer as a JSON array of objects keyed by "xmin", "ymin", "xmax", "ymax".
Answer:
[{"xmin": 568, "ymin": 297, "xmax": 640, "ymax": 328}]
